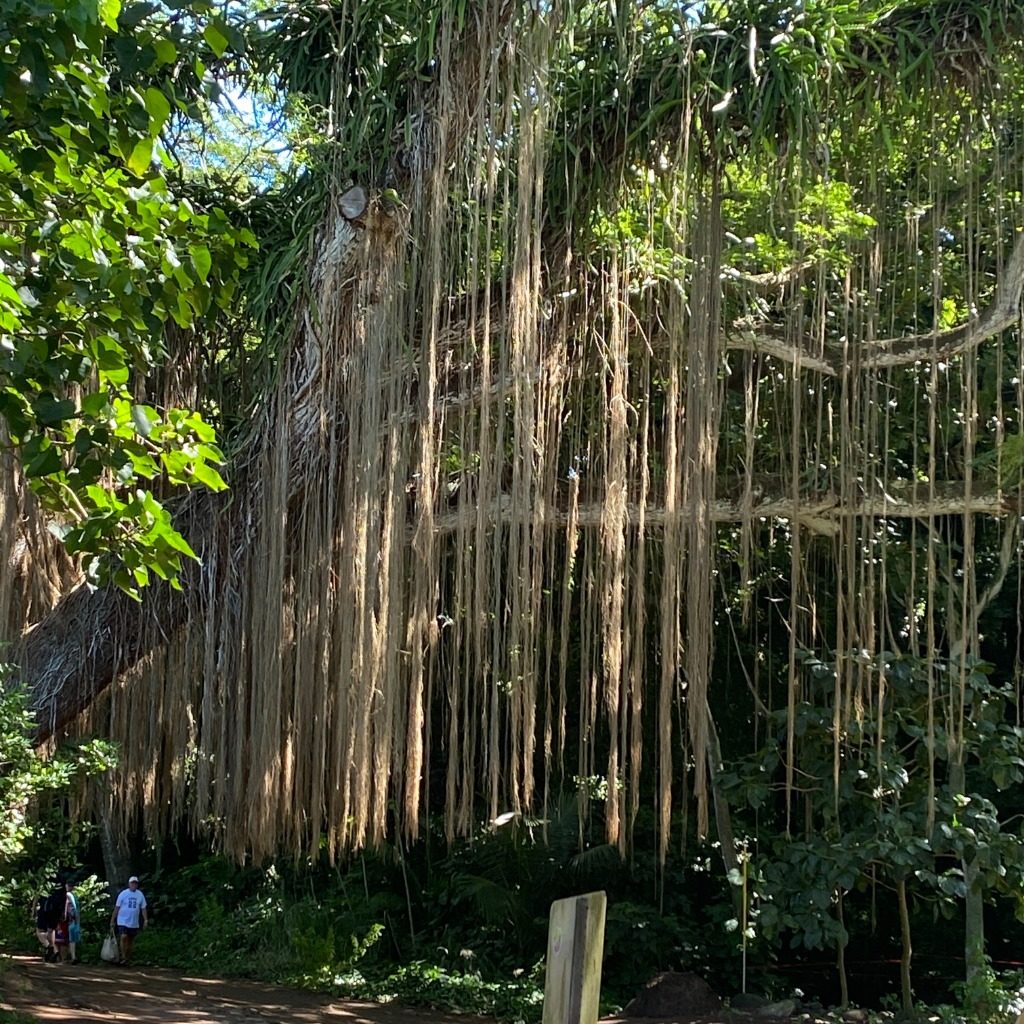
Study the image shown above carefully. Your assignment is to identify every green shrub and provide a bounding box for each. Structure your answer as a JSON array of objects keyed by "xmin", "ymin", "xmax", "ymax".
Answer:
[
  {"xmin": 944, "ymin": 963, "xmax": 1024, "ymax": 1024},
  {"xmin": 132, "ymin": 888, "xmax": 386, "ymax": 987},
  {"xmin": 335, "ymin": 960, "xmax": 546, "ymax": 1023}
]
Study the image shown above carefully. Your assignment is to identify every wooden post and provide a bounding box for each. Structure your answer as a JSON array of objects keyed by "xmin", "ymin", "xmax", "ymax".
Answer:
[{"xmin": 542, "ymin": 891, "xmax": 607, "ymax": 1024}]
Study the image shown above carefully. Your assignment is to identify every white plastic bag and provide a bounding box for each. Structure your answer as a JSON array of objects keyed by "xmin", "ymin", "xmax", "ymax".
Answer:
[{"xmin": 101, "ymin": 932, "xmax": 119, "ymax": 963}]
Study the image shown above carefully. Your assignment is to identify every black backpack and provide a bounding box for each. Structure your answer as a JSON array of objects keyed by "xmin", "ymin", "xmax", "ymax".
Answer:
[{"xmin": 43, "ymin": 890, "xmax": 64, "ymax": 924}]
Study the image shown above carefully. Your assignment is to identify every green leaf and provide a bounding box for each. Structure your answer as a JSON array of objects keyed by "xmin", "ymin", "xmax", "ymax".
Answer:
[
  {"xmin": 190, "ymin": 459, "xmax": 227, "ymax": 491},
  {"xmin": 161, "ymin": 527, "xmax": 197, "ymax": 559},
  {"xmin": 100, "ymin": 364, "xmax": 130, "ymax": 387},
  {"xmin": 99, "ymin": 0, "xmax": 122, "ymax": 30},
  {"xmin": 190, "ymin": 244, "xmax": 212, "ymax": 281},
  {"xmin": 143, "ymin": 87, "xmax": 171, "ymax": 134},
  {"xmin": 25, "ymin": 442, "xmax": 62, "ymax": 478},
  {"xmin": 185, "ymin": 414, "xmax": 216, "ymax": 443},
  {"xmin": 153, "ymin": 38, "xmax": 177, "ymax": 65},
  {"xmin": 127, "ymin": 139, "xmax": 153, "ymax": 176},
  {"xmin": 34, "ymin": 396, "xmax": 76, "ymax": 425},
  {"xmin": 118, "ymin": 2, "xmax": 158, "ymax": 28},
  {"xmin": 203, "ymin": 21, "xmax": 229, "ymax": 57},
  {"xmin": 131, "ymin": 403, "xmax": 159, "ymax": 437},
  {"xmin": 81, "ymin": 392, "xmax": 112, "ymax": 418}
]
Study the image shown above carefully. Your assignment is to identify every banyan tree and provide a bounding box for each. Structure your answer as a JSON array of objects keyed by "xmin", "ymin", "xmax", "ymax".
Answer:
[{"xmin": 5, "ymin": 0, "xmax": 1024, "ymax": 896}]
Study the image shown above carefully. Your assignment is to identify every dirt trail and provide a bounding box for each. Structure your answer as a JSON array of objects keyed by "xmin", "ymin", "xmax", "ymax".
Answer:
[{"xmin": 0, "ymin": 955, "xmax": 477, "ymax": 1024}]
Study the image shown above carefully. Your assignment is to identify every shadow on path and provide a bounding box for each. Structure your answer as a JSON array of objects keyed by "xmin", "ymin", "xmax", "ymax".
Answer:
[{"xmin": 0, "ymin": 955, "xmax": 476, "ymax": 1024}]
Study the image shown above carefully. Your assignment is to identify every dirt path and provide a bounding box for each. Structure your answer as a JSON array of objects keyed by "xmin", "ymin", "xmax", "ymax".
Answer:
[
  {"xmin": 0, "ymin": 956, "xmax": 764, "ymax": 1024},
  {"xmin": 0, "ymin": 956, "xmax": 479, "ymax": 1024}
]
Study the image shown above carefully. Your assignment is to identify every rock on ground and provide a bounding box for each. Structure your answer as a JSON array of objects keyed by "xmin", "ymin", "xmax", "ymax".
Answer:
[{"xmin": 623, "ymin": 972, "xmax": 724, "ymax": 1017}]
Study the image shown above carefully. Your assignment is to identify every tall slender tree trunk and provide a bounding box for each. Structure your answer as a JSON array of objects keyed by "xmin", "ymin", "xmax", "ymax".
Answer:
[
  {"xmin": 897, "ymin": 876, "xmax": 913, "ymax": 1014},
  {"xmin": 950, "ymin": 757, "xmax": 985, "ymax": 980},
  {"xmin": 837, "ymin": 889, "xmax": 849, "ymax": 1008},
  {"xmin": 705, "ymin": 701, "xmax": 741, "ymax": 912},
  {"xmin": 963, "ymin": 857, "xmax": 985, "ymax": 982}
]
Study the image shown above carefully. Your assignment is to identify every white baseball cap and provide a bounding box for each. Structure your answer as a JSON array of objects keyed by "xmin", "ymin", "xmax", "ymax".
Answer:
[{"xmin": 128, "ymin": 875, "xmax": 139, "ymax": 883}]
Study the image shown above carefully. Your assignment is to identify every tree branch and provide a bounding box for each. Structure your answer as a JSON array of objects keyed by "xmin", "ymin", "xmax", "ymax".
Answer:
[
  {"xmin": 430, "ymin": 481, "xmax": 1012, "ymax": 536},
  {"xmin": 721, "ymin": 259, "xmax": 816, "ymax": 293},
  {"xmin": 728, "ymin": 228, "xmax": 1024, "ymax": 374}
]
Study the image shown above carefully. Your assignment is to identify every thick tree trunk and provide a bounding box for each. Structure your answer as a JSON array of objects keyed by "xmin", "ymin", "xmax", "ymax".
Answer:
[
  {"xmin": 98, "ymin": 799, "xmax": 131, "ymax": 897},
  {"xmin": 16, "ymin": 490, "xmax": 219, "ymax": 743},
  {"xmin": 21, "ymin": 581, "xmax": 187, "ymax": 740}
]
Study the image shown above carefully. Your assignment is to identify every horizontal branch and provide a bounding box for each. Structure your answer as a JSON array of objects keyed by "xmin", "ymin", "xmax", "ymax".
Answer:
[
  {"xmin": 863, "ymin": 228, "xmax": 1024, "ymax": 367},
  {"xmin": 727, "ymin": 228, "xmax": 1024, "ymax": 375},
  {"xmin": 431, "ymin": 483, "xmax": 1013, "ymax": 536},
  {"xmin": 21, "ymin": 473, "xmax": 1014, "ymax": 744},
  {"xmin": 726, "ymin": 327, "xmax": 837, "ymax": 375},
  {"xmin": 382, "ymin": 230, "xmax": 1024, "ymax": 409},
  {"xmin": 721, "ymin": 259, "xmax": 816, "ymax": 293}
]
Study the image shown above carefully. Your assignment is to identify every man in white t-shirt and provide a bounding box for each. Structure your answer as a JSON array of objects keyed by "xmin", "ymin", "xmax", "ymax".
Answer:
[{"xmin": 110, "ymin": 875, "xmax": 148, "ymax": 966}]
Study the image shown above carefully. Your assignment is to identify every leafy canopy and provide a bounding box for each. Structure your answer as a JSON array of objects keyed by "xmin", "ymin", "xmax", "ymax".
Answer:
[{"xmin": 0, "ymin": 0, "xmax": 255, "ymax": 595}]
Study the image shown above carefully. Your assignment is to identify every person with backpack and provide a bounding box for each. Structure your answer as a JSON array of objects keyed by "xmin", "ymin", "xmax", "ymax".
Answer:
[
  {"xmin": 33, "ymin": 892, "xmax": 56, "ymax": 962},
  {"xmin": 34, "ymin": 882, "xmax": 65, "ymax": 963}
]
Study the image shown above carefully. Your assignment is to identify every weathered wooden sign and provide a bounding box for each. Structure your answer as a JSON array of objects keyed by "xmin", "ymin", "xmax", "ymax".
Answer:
[{"xmin": 542, "ymin": 891, "xmax": 607, "ymax": 1024}]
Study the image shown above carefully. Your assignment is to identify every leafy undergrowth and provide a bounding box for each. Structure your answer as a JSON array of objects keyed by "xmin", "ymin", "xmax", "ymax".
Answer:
[{"xmin": 332, "ymin": 962, "xmax": 546, "ymax": 1021}]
